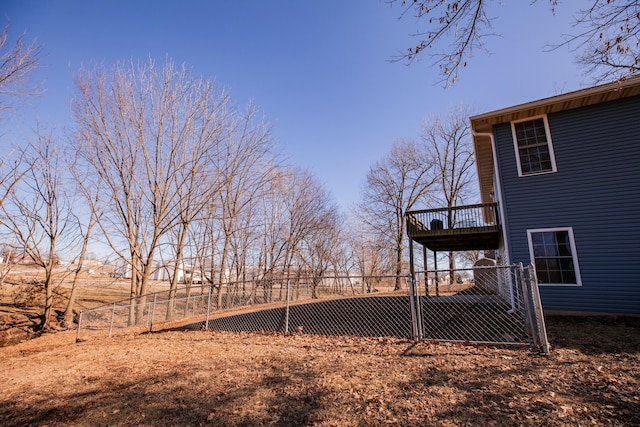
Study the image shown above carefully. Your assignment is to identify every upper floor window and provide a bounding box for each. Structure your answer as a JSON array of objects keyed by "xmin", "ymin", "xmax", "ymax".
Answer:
[
  {"xmin": 511, "ymin": 116, "xmax": 557, "ymax": 176},
  {"xmin": 527, "ymin": 227, "xmax": 582, "ymax": 286}
]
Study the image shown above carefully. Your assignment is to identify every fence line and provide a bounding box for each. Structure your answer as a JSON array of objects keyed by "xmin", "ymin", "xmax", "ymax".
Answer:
[
  {"xmin": 76, "ymin": 266, "xmax": 548, "ymax": 353},
  {"xmin": 76, "ymin": 274, "xmax": 406, "ymax": 341}
]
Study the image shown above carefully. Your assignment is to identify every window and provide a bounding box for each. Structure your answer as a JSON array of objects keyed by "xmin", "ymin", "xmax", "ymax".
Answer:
[
  {"xmin": 511, "ymin": 116, "xmax": 556, "ymax": 176},
  {"xmin": 527, "ymin": 228, "xmax": 581, "ymax": 286}
]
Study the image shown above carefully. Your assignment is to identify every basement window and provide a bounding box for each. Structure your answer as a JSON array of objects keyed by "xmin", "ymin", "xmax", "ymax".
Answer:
[
  {"xmin": 511, "ymin": 116, "xmax": 557, "ymax": 176},
  {"xmin": 527, "ymin": 228, "xmax": 582, "ymax": 286}
]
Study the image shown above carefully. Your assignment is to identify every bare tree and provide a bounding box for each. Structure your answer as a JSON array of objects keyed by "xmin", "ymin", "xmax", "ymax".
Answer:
[
  {"xmin": 0, "ymin": 21, "xmax": 42, "ymax": 287},
  {"xmin": 0, "ymin": 152, "xmax": 28, "ymax": 287},
  {"xmin": 0, "ymin": 19, "xmax": 41, "ymax": 216},
  {"xmin": 256, "ymin": 168, "xmax": 290, "ymax": 281},
  {"xmin": 295, "ymin": 184, "xmax": 341, "ymax": 298},
  {"xmin": 212, "ymin": 103, "xmax": 277, "ymax": 306},
  {"xmin": 421, "ymin": 105, "xmax": 477, "ymax": 276},
  {"xmin": 279, "ymin": 168, "xmax": 332, "ymax": 283},
  {"xmin": 564, "ymin": 1, "xmax": 640, "ymax": 82},
  {"xmin": 0, "ymin": 129, "xmax": 71, "ymax": 330},
  {"xmin": 0, "ymin": 150, "xmax": 29, "ymax": 208},
  {"xmin": 0, "ymin": 242, "xmax": 16, "ymax": 287},
  {"xmin": 161, "ymin": 88, "xmax": 231, "ymax": 318},
  {"xmin": 60, "ymin": 158, "xmax": 101, "ymax": 328},
  {"xmin": 72, "ymin": 58, "xmax": 230, "ymax": 324},
  {"xmin": 359, "ymin": 139, "xmax": 436, "ymax": 289},
  {"xmin": 393, "ymin": 0, "xmax": 492, "ymax": 86},
  {"xmin": 392, "ymin": 1, "xmax": 640, "ymax": 85},
  {"xmin": 422, "ymin": 105, "xmax": 477, "ymax": 212},
  {"xmin": 347, "ymin": 212, "xmax": 392, "ymax": 293},
  {"xmin": 192, "ymin": 198, "xmax": 220, "ymax": 287},
  {"xmin": 0, "ymin": 21, "xmax": 42, "ymax": 117},
  {"xmin": 456, "ymin": 249, "xmax": 481, "ymax": 267}
]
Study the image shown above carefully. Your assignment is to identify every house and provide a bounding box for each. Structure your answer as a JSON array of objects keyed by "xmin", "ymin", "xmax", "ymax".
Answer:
[
  {"xmin": 407, "ymin": 77, "xmax": 640, "ymax": 315},
  {"xmin": 111, "ymin": 259, "xmax": 203, "ymax": 284}
]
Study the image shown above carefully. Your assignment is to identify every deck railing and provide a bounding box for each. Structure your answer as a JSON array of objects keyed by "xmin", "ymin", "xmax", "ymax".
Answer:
[{"xmin": 406, "ymin": 202, "xmax": 500, "ymax": 235}]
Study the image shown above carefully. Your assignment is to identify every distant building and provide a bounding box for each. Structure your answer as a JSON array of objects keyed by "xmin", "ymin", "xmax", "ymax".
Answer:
[{"xmin": 111, "ymin": 259, "xmax": 202, "ymax": 283}]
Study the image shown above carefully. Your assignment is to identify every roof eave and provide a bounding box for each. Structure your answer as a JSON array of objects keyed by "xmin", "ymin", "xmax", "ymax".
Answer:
[
  {"xmin": 470, "ymin": 75, "xmax": 640, "ymax": 134},
  {"xmin": 470, "ymin": 76, "xmax": 640, "ymax": 204}
]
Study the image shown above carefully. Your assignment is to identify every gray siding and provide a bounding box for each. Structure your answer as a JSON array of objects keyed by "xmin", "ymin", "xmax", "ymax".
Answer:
[{"xmin": 494, "ymin": 95, "xmax": 640, "ymax": 314}]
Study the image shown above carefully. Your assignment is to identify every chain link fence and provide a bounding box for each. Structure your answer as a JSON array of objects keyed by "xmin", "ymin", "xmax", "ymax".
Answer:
[
  {"xmin": 77, "ymin": 265, "xmax": 548, "ymax": 352},
  {"xmin": 75, "ymin": 275, "xmax": 408, "ymax": 341},
  {"xmin": 409, "ymin": 263, "xmax": 548, "ymax": 352}
]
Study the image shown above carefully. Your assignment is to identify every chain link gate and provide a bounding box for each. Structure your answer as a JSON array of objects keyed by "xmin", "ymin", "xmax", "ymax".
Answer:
[{"xmin": 408, "ymin": 263, "xmax": 548, "ymax": 353}]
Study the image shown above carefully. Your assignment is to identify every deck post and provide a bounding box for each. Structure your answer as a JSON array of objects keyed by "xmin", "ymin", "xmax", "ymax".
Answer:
[
  {"xmin": 422, "ymin": 245, "xmax": 428, "ymax": 295},
  {"xmin": 433, "ymin": 250, "xmax": 439, "ymax": 297},
  {"xmin": 408, "ymin": 238, "xmax": 419, "ymax": 340}
]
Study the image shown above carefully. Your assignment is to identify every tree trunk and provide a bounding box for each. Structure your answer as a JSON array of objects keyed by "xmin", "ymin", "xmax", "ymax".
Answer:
[
  {"xmin": 167, "ymin": 224, "xmax": 187, "ymax": 321},
  {"xmin": 42, "ymin": 269, "xmax": 55, "ymax": 330},
  {"xmin": 63, "ymin": 228, "xmax": 93, "ymax": 328},
  {"xmin": 62, "ymin": 267, "xmax": 81, "ymax": 329}
]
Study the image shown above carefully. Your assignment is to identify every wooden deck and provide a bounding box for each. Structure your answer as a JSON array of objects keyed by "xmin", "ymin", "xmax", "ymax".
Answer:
[{"xmin": 406, "ymin": 203, "xmax": 501, "ymax": 251}]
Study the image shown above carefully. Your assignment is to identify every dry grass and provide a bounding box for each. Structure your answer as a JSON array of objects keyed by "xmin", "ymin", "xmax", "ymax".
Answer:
[
  {"xmin": 0, "ymin": 267, "xmax": 177, "ymax": 345},
  {"xmin": 1, "ymin": 268, "xmax": 639, "ymax": 426},
  {"xmin": 0, "ymin": 316, "xmax": 638, "ymax": 426}
]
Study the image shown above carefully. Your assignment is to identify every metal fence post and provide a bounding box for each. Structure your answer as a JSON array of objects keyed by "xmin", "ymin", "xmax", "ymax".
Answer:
[
  {"xmin": 75, "ymin": 311, "xmax": 83, "ymax": 342},
  {"xmin": 527, "ymin": 264, "xmax": 550, "ymax": 354},
  {"xmin": 205, "ymin": 283, "xmax": 213, "ymax": 331},
  {"xmin": 415, "ymin": 275, "xmax": 423, "ymax": 340},
  {"xmin": 408, "ymin": 273, "xmax": 419, "ymax": 341},
  {"xmin": 150, "ymin": 294, "xmax": 157, "ymax": 332},
  {"xmin": 284, "ymin": 278, "xmax": 291, "ymax": 333},
  {"xmin": 108, "ymin": 302, "xmax": 116, "ymax": 338},
  {"xmin": 514, "ymin": 263, "xmax": 523, "ymax": 312},
  {"xmin": 518, "ymin": 263, "xmax": 534, "ymax": 336},
  {"xmin": 522, "ymin": 265, "xmax": 538, "ymax": 346}
]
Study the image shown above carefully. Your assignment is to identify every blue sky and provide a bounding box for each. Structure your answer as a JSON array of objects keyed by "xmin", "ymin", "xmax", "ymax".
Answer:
[{"xmin": 2, "ymin": 1, "xmax": 590, "ymax": 212}]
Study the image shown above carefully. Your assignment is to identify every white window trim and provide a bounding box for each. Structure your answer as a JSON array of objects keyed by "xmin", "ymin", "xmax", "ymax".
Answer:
[
  {"xmin": 527, "ymin": 227, "xmax": 582, "ymax": 287},
  {"xmin": 511, "ymin": 115, "xmax": 557, "ymax": 177}
]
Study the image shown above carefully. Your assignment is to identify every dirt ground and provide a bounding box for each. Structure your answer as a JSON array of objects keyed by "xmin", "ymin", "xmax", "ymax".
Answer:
[
  {"xmin": 0, "ymin": 270, "xmax": 171, "ymax": 346},
  {"xmin": 0, "ymin": 315, "xmax": 638, "ymax": 426}
]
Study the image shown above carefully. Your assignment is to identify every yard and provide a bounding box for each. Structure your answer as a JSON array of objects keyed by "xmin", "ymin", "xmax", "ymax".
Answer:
[{"xmin": 0, "ymin": 314, "xmax": 638, "ymax": 426}]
